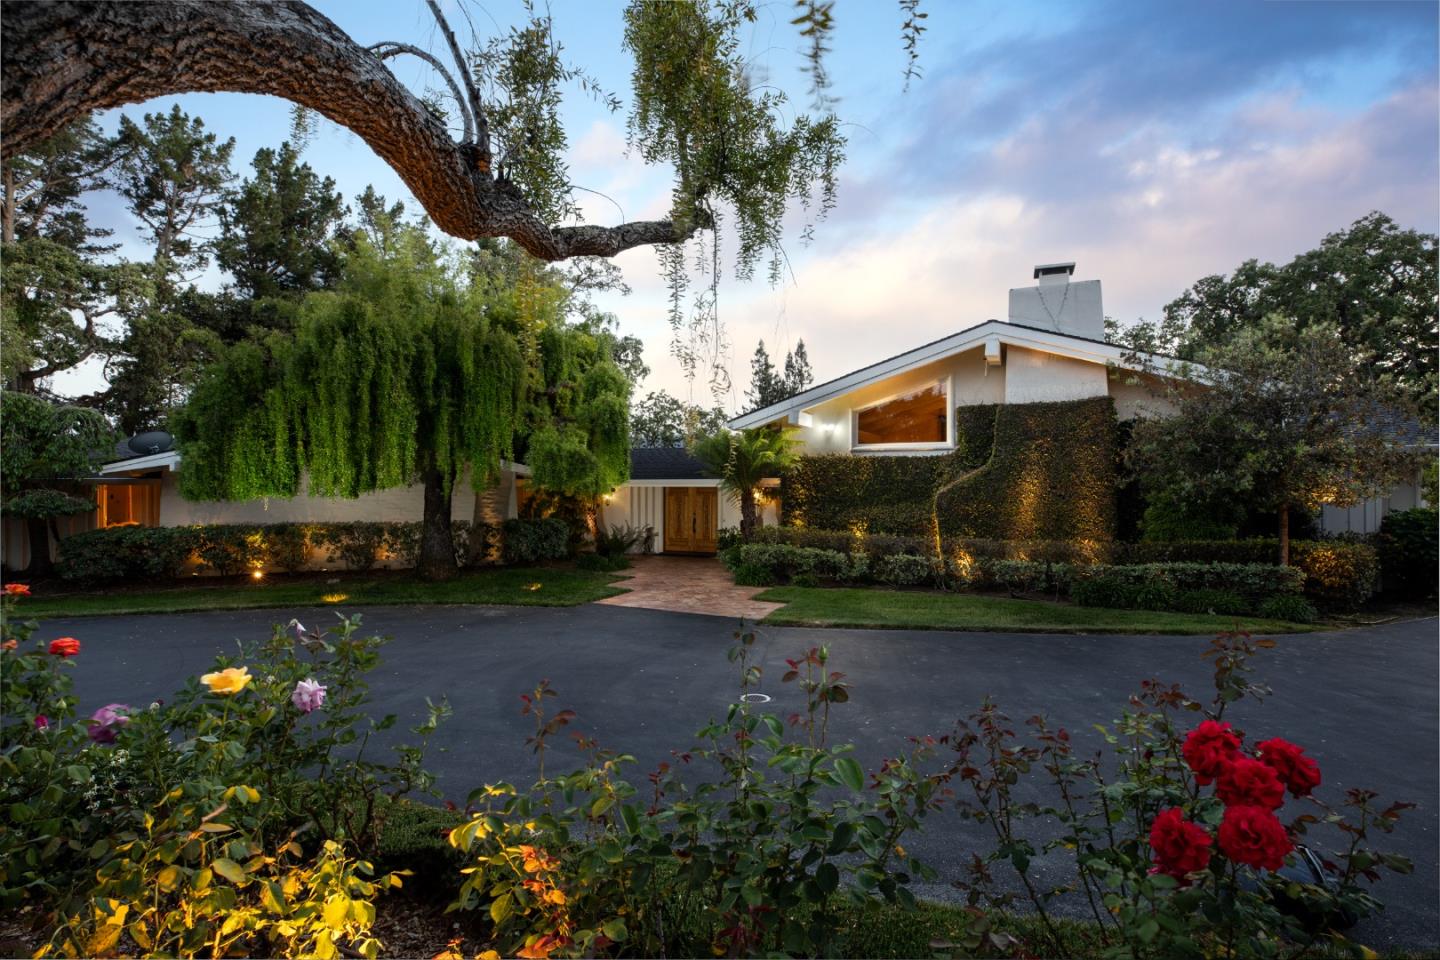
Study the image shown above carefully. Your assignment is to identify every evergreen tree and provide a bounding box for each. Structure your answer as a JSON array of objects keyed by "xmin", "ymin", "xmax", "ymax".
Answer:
[
  {"xmin": 783, "ymin": 338, "xmax": 813, "ymax": 395},
  {"xmin": 746, "ymin": 340, "xmax": 784, "ymax": 410},
  {"xmin": 0, "ymin": 117, "xmax": 136, "ymax": 395},
  {"xmin": 216, "ymin": 141, "xmax": 347, "ymax": 300}
]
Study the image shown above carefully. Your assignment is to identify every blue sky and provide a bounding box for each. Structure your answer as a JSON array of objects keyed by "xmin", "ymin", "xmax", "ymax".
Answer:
[{"xmin": 60, "ymin": 0, "xmax": 1439, "ymax": 411}]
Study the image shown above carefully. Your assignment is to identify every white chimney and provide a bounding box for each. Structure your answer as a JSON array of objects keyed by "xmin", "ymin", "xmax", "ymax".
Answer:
[{"xmin": 1007, "ymin": 262, "xmax": 1104, "ymax": 340}]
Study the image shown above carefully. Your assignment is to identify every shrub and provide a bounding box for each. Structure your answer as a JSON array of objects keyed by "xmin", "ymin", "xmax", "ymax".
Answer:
[
  {"xmin": 950, "ymin": 631, "xmax": 1413, "ymax": 960},
  {"xmin": 267, "ymin": 523, "xmax": 311, "ymax": 573},
  {"xmin": 1376, "ymin": 508, "xmax": 1438, "ymax": 599},
  {"xmin": 313, "ymin": 522, "xmax": 390, "ymax": 572},
  {"xmin": 874, "ymin": 553, "xmax": 935, "ymax": 587},
  {"xmin": 1291, "ymin": 540, "xmax": 1379, "ymax": 611},
  {"xmin": 1139, "ymin": 491, "xmax": 1244, "ymax": 541},
  {"xmin": 723, "ymin": 543, "xmax": 851, "ymax": 585},
  {"xmin": 1072, "ymin": 562, "xmax": 1304, "ymax": 606},
  {"xmin": 1115, "ymin": 539, "xmax": 1280, "ymax": 565},
  {"xmin": 1173, "ymin": 588, "xmax": 1251, "ymax": 616},
  {"xmin": 1258, "ymin": 594, "xmax": 1319, "ymax": 623},
  {"xmin": 576, "ymin": 552, "xmax": 631, "ymax": 572},
  {"xmin": 501, "ymin": 517, "xmax": 569, "ymax": 564},
  {"xmin": 731, "ymin": 561, "xmax": 776, "ymax": 587},
  {"xmin": 194, "ymin": 523, "xmax": 271, "ymax": 575},
  {"xmin": 986, "ymin": 559, "xmax": 1074, "ymax": 595},
  {"xmin": 56, "ymin": 525, "xmax": 203, "ymax": 582},
  {"xmin": 716, "ymin": 525, "xmax": 744, "ymax": 551},
  {"xmin": 1070, "ymin": 575, "xmax": 1134, "ymax": 610},
  {"xmin": 594, "ymin": 523, "xmax": 642, "ymax": 557}
]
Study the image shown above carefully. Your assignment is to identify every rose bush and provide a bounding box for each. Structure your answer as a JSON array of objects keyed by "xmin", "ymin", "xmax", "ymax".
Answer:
[{"xmin": 943, "ymin": 630, "xmax": 1415, "ymax": 960}]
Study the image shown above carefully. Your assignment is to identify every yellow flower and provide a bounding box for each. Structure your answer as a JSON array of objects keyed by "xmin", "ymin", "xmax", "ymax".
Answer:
[{"xmin": 201, "ymin": 666, "xmax": 252, "ymax": 695}]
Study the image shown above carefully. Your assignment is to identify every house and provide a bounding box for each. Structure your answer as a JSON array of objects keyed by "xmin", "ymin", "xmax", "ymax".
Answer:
[{"xmin": 5, "ymin": 261, "xmax": 1428, "ymax": 571}]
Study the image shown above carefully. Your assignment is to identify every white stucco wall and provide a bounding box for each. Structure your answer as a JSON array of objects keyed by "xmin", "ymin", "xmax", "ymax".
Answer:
[
  {"xmin": 158, "ymin": 468, "xmax": 493, "ymax": 527},
  {"xmin": 1319, "ymin": 472, "xmax": 1427, "ymax": 535},
  {"xmin": 1003, "ymin": 345, "xmax": 1109, "ymax": 404},
  {"xmin": 1108, "ymin": 371, "xmax": 1179, "ymax": 420}
]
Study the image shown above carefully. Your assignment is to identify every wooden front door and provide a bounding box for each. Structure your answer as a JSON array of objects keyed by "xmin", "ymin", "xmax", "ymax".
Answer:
[{"xmin": 664, "ymin": 487, "xmax": 719, "ymax": 554}]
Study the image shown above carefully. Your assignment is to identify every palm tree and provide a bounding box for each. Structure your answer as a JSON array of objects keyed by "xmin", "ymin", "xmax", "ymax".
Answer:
[{"xmin": 693, "ymin": 426, "xmax": 797, "ymax": 539}]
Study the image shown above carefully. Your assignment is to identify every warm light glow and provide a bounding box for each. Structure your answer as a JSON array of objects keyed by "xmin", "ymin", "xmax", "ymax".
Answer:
[
  {"xmin": 250, "ymin": 570, "xmax": 264, "ymax": 581},
  {"xmin": 523, "ymin": 582, "xmax": 543, "ymax": 592},
  {"xmin": 951, "ymin": 548, "xmax": 975, "ymax": 582},
  {"xmin": 321, "ymin": 593, "xmax": 349, "ymax": 604},
  {"xmin": 849, "ymin": 520, "xmax": 868, "ymax": 543}
]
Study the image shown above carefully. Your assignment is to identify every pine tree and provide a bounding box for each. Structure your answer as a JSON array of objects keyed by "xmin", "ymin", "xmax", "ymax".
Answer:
[
  {"xmin": 746, "ymin": 340, "xmax": 783, "ymax": 410},
  {"xmin": 783, "ymin": 338, "xmax": 813, "ymax": 395}
]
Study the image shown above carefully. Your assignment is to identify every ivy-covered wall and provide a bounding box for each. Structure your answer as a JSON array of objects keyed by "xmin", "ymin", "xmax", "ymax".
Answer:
[{"xmin": 782, "ymin": 397, "xmax": 1119, "ymax": 541}]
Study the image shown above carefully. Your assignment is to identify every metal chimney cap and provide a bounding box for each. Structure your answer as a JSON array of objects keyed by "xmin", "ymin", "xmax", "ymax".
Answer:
[{"xmin": 1033, "ymin": 262, "xmax": 1076, "ymax": 279}]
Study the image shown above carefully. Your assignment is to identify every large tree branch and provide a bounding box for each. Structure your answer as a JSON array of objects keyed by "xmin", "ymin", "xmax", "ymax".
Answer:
[{"xmin": 1, "ymin": 0, "xmax": 699, "ymax": 260}]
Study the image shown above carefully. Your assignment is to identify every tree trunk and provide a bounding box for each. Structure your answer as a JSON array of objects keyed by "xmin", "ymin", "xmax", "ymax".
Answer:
[
  {"xmin": 417, "ymin": 467, "xmax": 457, "ymax": 582},
  {"xmin": 23, "ymin": 516, "xmax": 54, "ymax": 578},
  {"xmin": 1278, "ymin": 503, "xmax": 1290, "ymax": 566},
  {"xmin": 0, "ymin": 1, "xmax": 697, "ymax": 260},
  {"xmin": 739, "ymin": 489, "xmax": 757, "ymax": 540}
]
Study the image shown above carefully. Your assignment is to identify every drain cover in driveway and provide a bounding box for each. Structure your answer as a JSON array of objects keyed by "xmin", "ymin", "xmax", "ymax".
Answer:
[{"xmin": 739, "ymin": 693, "xmax": 771, "ymax": 704}]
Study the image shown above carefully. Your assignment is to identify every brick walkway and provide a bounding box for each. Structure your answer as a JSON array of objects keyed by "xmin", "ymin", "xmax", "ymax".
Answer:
[{"xmin": 595, "ymin": 554, "xmax": 784, "ymax": 620}]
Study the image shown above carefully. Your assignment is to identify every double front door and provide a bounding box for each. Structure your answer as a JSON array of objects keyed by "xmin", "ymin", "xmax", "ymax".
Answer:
[{"xmin": 664, "ymin": 486, "xmax": 718, "ymax": 554}]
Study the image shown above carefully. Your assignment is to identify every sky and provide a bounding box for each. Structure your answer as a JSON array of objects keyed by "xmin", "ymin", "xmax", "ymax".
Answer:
[{"xmin": 57, "ymin": 0, "xmax": 1440, "ymax": 414}]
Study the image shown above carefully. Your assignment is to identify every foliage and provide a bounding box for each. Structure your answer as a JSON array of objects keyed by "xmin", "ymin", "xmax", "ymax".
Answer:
[
  {"xmin": 785, "ymin": 398, "xmax": 1119, "ymax": 542},
  {"xmin": 1375, "ymin": 508, "xmax": 1438, "ymax": 600},
  {"xmin": 216, "ymin": 141, "xmax": 347, "ymax": 300},
  {"xmin": 1124, "ymin": 317, "xmax": 1423, "ymax": 563},
  {"xmin": 445, "ymin": 631, "xmax": 948, "ymax": 958},
  {"xmin": 593, "ymin": 524, "xmax": 642, "ymax": 557},
  {"xmin": 0, "ymin": 391, "xmax": 115, "ymax": 499},
  {"xmin": 1121, "ymin": 212, "xmax": 1438, "ymax": 410},
  {"xmin": 1070, "ymin": 562, "xmax": 1304, "ymax": 608},
  {"xmin": 501, "ymin": 518, "xmax": 570, "ymax": 565},
  {"xmin": 1, "ymin": 592, "xmax": 444, "ymax": 960},
  {"xmin": 1171, "ymin": 589, "xmax": 1251, "ymax": 617},
  {"xmin": 1423, "ymin": 458, "xmax": 1438, "ymax": 508},
  {"xmin": 744, "ymin": 338, "xmax": 813, "ymax": 410},
  {"xmin": 3, "ymin": 488, "xmax": 95, "ymax": 520},
  {"xmin": 629, "ymin": 390, "xmax": 728, "ymax": 447},
  {"xmin": 54, "ymin": 521, "xmax": 505, "ymax": 583},
  {"xmin": 694, "ymin": 426, "xmax": 798, "ymax": 537},
  {"xmin": 946, "ymin": 631, "xmax": 1413, "ymax": 959},
  {"xmin": 1256, "ymin": 595, "xmax": 1319, "ymax": 624},
  {"xmin": 875, "ymin": 553, "xmax": 940, "ymax": 588},
  {"xmin": 1289, "ymin": 540, "xmax": 1379, "ymax": 612},
  {"xmin": 0, "ymin": 117, "xmax": 136, "ymax": 396},
  {"xmin": 174, "ymin": 221, "xmax": 524, "ymax": 580},
  {"xmin": 721, "ymin": 542, "xmax": 854, "ymax": 585},
  {"xmin": 1140, "ymin": 491, "xmax": 1246, "ymax": 542}
]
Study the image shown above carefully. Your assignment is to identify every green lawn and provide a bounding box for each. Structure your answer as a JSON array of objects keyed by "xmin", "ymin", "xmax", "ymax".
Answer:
[
  {"xmin": 756, "ymin": 585, "xmax": 1317, "ymax": 634},
  {"xmin": 15, "ymin": 566, "xmax": 625, "ymax": 619}
]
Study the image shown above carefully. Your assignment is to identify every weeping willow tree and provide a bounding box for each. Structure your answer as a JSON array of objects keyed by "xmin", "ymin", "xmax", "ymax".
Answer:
[{"xmin": 174, "ymin": 213, "xmax": 522, "ymax": 581}]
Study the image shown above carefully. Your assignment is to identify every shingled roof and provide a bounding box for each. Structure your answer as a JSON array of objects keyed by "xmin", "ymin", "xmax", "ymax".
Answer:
[{"xmin": 630, "ymin": 447, "xmax": 710, "ymax": 481}]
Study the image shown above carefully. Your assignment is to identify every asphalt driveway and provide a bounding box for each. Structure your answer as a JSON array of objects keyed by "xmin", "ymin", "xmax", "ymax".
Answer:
[{"xmin": 40, "ymin": 604, "xmax": 1440, "ymax": 950}]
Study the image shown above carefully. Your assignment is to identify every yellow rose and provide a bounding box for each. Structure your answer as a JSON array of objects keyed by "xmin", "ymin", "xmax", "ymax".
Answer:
[{"xmin": 200, "ymin": 666, "xmax": 252, "ymax": 695}]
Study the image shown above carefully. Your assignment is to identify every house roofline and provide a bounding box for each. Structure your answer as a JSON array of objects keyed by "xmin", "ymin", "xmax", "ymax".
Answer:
[{"xmin": 727, "ymin": 319, "xmax": 1203, "ymax": 429}]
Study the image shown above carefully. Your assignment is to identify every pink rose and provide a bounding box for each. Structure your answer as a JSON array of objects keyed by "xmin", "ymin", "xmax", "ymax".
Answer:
[
  {"xmin": 88, "ymin": 703, "xmax": 131, "ymax": 744},
  {"xmin": 291, "ymin": 678, "xmax": 326, "ymax": 714},
  {"xmin": 33, "ymin": 715, "xmax": 49, "ymax": 731}
]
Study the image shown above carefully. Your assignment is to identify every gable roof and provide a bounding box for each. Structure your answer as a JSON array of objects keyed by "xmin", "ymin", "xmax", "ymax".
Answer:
[
  {"xmin": 728, "ymin": 319, "xmax": 1190, "ymax": 429},
  {"xmin": 630, "ymin": 447, "xmax": 710, "ymax": 481}
]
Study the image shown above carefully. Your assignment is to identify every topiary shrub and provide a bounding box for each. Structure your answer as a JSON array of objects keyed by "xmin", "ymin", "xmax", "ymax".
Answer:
[
  {"xmin": 501, "ymin": 517, "xmax": 569, "ymax": 564},
  {"xmin": 1290, "ymin": 540, "xmax": 1379, "ymax": 612},
  {"xmin": 1258, "ymin": 594, "xmax": 1319, "ymax": 624},
  {"xmin": 1376, "ymin": 508, "xmax": 1437, "ymax": 600}
]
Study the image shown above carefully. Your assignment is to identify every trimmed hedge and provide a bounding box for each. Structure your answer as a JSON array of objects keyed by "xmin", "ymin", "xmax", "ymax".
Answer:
[
  {"xmin": 1376, "ymin": 508, "xmax": 1438, "ymax": 600},
  {"xmin": 501, "ymin": 517, "xmax": 569, "ymax": 564},
  {"xmin": 747, "ymin": 526, "xmax": 1377, "ymax": 608},
  {"xmin": 57, "ymin": 519, "xmax": 507, "ymax": 583},
  {"xmin": 781, "ymin": 397, "xmax": 1120, "ymax": 541},
  {"xmin": 936, "ymin": 397, "xmax": 1118, "ymax": 541},
  {"xmin": 1070, "ymin": 562, "xmax": 1305, "ymax": 605}
]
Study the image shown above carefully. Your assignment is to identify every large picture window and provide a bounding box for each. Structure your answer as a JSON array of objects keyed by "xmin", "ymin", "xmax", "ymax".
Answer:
[{"xmin": 854, "ymin": 380, "xmax": 948, "ymax": 446}]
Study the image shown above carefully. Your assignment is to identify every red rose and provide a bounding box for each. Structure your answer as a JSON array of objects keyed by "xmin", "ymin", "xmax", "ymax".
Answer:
[
  {"xmin": 1182, "ymin": 720, "xmax": 1241, "ymax": 785},
  {"xmin": 1216, "ymin": 757, "xmax": 1285, "ymax": 810},
  {"xmin": 48, "ymin": 637, "xmax": 80, "ymax": 657},
  {"xmin": 1255, "ymin": 737, "xmax": 1321, "ymax": 797},
  {"xmin": 4, "ymin": 583, "xmax": 31, "ymax": 596},
  {"xmin": 1149, "ymin": 807, "xmax": 1213, "ymax": 880},
  {"xmin": 1218, "ymin": 805, "xmax": 1292, "ymax": 871}
]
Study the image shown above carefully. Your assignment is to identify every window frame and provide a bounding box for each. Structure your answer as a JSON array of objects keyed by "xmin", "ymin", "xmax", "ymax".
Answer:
[{"xmin": 849, "ymin": 374, "xmax": 955, "ymax": 452}]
